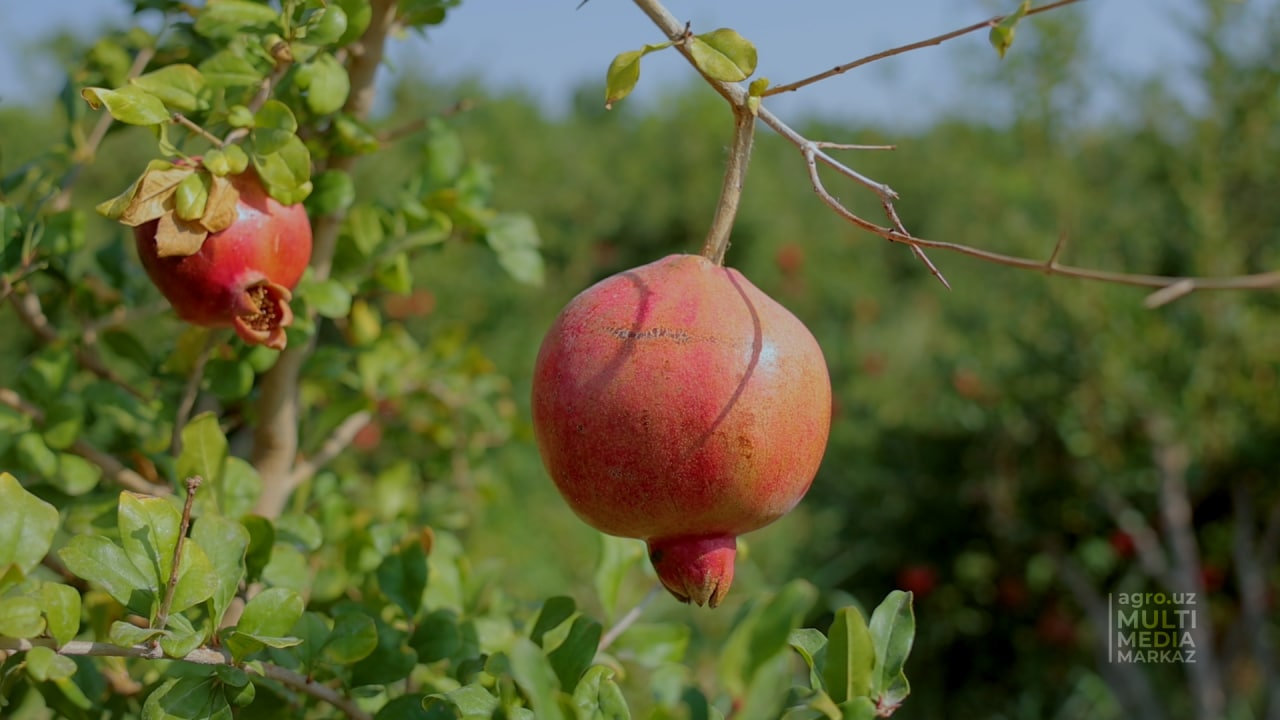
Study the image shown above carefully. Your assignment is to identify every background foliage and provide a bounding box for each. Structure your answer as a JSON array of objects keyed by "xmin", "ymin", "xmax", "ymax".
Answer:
[{"xmin": 2, "ymin": 0, "xmax": 1279, "ymax": 719}]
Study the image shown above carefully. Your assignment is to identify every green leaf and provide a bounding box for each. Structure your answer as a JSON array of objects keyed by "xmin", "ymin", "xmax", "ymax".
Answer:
[
  {"xmin": 0, "ymin": 472, "xmax": 60, "ymax": 577},
  {"xmin": 593, "ymin": 535, "xmax": 644, "ymax": 620},
  {"xmin": 422, "ymin": 118, "xmax": 465, "ymax": 186},
  {"xmin": 486, "ymin": 212, "xmax": 544, "ymax": 286},
  {"xmin": 788, "ymin": 627, "xmax": 827, "ymax": 691},
  {"xmin": 604, "ymin": 42, "xmax": 675, "ymax": 107},
  {"xmin": 868, "ymin": 591, "xmax": 914, "ymax": 708},
  {"xmin": 605, "ymin": 50, "xmax": 642, "ymax": 108},
  {"xmin": 720, "ymin": 580, "xmax": 817, "ymax": 697},
  {"xmin": 611, "ymin": 622, "xmax": 689, "ymax": 668},
  {"xmin": 131, "ymin": 64, "xmax": 209, "ymax": 113},
  {"xmin": 509, "ymin": 637, "xmax": 566, "ymax": 720},
  {"xmin": 81, "ymin": 86, "xmax": 169, "ymax": 126},
  {"xmin": 169, "ymin": 542, "xmax": 219, "ymax": 615},
  {"xmin": 142, "ymin": 676, "xmax": 231, "ymax": 720},
  {"xmin": 39, "ymin": 582, "xmax": 81, "ymax": 646},
  {"xmin": 24, "ymin": 645, "xmax": 78, "ymax": 682},
  {"xmin": 159, "ymin": 612, "xmax": 206, "ymax": 657},
  {"xmin": 194, "ymin": 0, "xmax": 281, "ymax": 39},
  {"xmin": 411, "ymin": 608, "xmax": 461, "ymax": 662},
  {"xmin": 218, "ymin": 458, "xmax": 262, "ymax": 520},
  {"xmin": 242, "ymin": 515, "xmax": 275, "ymax": 583},
  {"xmin": 735, "ymin": 651, "xmax": 793, "ymax": 720},
  {"xmin": 296, "ymin": 52, "xmax": 350, "ymax": 115},
  {"xmin": 275, "ymin": 513, "xmax": 324, "ymax": 552},
  {"xmin": 174, "ymin": 171, "xmax": 210, "ymax": 221},
  {"xmin": 345, "ymin": 204, "xmax": 385, "ymax": 256},
  {"xmin": 689, "ymin": 29, "xmax": 758, "ymax": 82},
  {"xmin": 350, "ymin": 614, "xmax": 417, "ymax": 686},
  {"xmin": 0, "ymin": 597, "xmax": 44, "ymax": 637},
  {"xmin": 376, "ymin": 540, "xmax": 429, "ymax": 617},
  {"xmin": 177, "ymin": 412, "xmax": 228, "ymax": 489},
  {"xmin": 303, "ymin": 5, "xmax": 349, "ymax": 45},
  {"xmin": 989, "ymin": 1, "xmax": 1031, "ymax": 59},
  {"xmin": 206, "ymin": 359, "xmax": 254, "ymax": 402},
  {"xmin": 334, "ymin": 0, "xmax": 372, "ymax": 45},
  {"xmin": 251, "ymin": 135, "xmax": 313, "ymax": 205},
  {"xmin": 234, "ymin": 587, "xmax": 303, "ymax": 639},
  {"xmin": 530, "ymin": 596, "xmax": 576, "ymax": 647},
  {"xmin": 59, "ymin": 535, "xmax": 154, "ymax": 613},
  {"xmin": 547, "ymin": 615, "xmax": 602, "ymax": 690},
  {"xmin": 191, "ymin": 514, "xmax": 248, "ymax": 626},
  {"xmin": 426, "ymin": 684, "xmax": 499, "ymax": 716},
  {"xmin": 51, "ymin": 454, "xmax": 100, "ymax": 497},
  {"xmin": 572, "ymin": 665, "xmax": 631, "ymax": 719},
  {"xmin": 16, "ymin": 432, "xmax": 58, "ymax": 478},
  {"xmin": 375, "ymin": 695, "xmax": 433, "ymax": 720},
  {"xmin": 323, "ymin": 611, "xmax": 378, "ymax": 664},
  {"xmin": 199, "ymin": 50, "xmax": 264, "ymax": 89},
  {"xmin": 306, "ymin": 170, "xmax": 355, "ymax": 216},
  {"xmin": 110, "ymin": 620, "xmax": 165, "ymax": 647},
  {"xmin": 117, "ymin": 492, "xmax": 181, "ymax": 595},
  {"xmin": 251, "ymin": 100, "xmax": 299, "ymax": 154},
  {"xmin": 823, "ymin": 607, "xmax": 874, "ymax": 703},
  {"xmin": 299, "ymin": 278, "xmax": 352, "ymax": 319},
  {"xmin": 289, "ymin": 611, "xmax": 330, "ymax": 669}
]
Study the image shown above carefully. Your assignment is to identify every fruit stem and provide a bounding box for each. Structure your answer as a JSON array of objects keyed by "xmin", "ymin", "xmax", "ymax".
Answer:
[{"xmin": 701, "ymin": 106, "xmax": 757, "ymax": 266}]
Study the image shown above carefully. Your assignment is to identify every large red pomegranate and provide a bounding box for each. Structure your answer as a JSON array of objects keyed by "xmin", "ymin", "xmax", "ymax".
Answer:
[
  {"xmin": 133, "ymin": 167, "xmax": 312, "ymax": 350},
  {"xmin": 532, "ymin": 254, "xmax": 831, "ymax": 607}
]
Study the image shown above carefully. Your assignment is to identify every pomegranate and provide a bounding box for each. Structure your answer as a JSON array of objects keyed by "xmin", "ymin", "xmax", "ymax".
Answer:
[
  {"xmin": 133, "ymin": 167, "xmax": 312, "ymax": 350},
  {"xmin": 532, "ymin": 254, "xmax": 831, "ymax": 607}
]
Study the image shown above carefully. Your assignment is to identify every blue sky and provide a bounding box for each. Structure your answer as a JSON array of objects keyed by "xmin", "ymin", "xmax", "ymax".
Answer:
[{"xmin": 1, "ymin": 1, "xmax": 1203, "ymax": 125}]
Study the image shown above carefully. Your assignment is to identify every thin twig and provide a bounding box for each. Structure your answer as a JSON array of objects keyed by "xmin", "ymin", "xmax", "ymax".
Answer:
[
  {"xmin": 153, "ymin": 477, "xmax": 201, "ymax": 634},
  {"xmin": 222, "ymin": 44, "xmax": 295, "ymax": 147},
  {"xmin": 763, "ymin": 0, "xmax": 1087, "ymax": 97},
  {"xmin": 797, "ymin": 143, "xmax": 1280, "ymax": 295},
  {"xmin": 171, "ymin": 332, "xmax": 219, "ymax": 457},
  {"xmin": 171, "ymin": 112, "xmax": 225, "ymax": 148},
  {"xmin": 286, "ymin": 410, "xmax": 374, "ymax": 489},
  {"xmin": 815, "ymin": 141, "xmax": 897, "ymax": 151},
  {"xmin": 0, "ymin": 638, "xmax": 372, "ymax": 720},
  {"xmin": 701, "ymin": 107, "xmax": 756, "ymax": 265},
  {"xmin": 598, "ymin": 584, "xmax": 662, "ymax": 653},
  {"xmin": 0, "ymin": 387, "xmax": 170, "ymax": 496}
]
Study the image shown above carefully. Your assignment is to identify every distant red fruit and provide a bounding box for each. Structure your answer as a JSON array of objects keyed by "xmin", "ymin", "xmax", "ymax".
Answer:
[
  {"xmin": 1109, "ymin": 530, "xmax": 1136, "ymax": 559},
  {"xmin": 896, "ymin": 564, "xmax": 939, "ymax": 599}
]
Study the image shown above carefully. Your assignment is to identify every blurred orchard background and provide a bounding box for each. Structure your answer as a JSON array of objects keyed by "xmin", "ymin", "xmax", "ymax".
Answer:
[{"xmin": 2, "ymin": 1, "xmax": 1279, "ymax": 718}]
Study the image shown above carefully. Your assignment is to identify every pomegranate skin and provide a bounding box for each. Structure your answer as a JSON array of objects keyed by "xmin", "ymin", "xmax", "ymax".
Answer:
[
  {"xmin": 532, "ymin": 254, "xmax": 832, "ymax": 606},
  {"xmin": 133, "ymin": 168, "xmax": 312, "ymax": 349}
]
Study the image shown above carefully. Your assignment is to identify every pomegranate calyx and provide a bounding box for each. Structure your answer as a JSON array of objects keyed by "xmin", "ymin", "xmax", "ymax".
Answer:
[
  {"xmin": 647, "ymin": 535, "xmax": 737, "ymax": 608},
  {"xmin": 230, "ymin": 281, "xmax": 295, "ymax": 350}
]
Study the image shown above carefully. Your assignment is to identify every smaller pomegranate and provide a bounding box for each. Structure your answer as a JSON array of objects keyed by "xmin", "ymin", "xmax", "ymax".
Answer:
[
  {"xmin": 133, "ymin": 165, "xmax": 312, "ymax": 350},
  {"xmin": 532, "ymin": 254, "xmax": 832, "ymax": 607}
]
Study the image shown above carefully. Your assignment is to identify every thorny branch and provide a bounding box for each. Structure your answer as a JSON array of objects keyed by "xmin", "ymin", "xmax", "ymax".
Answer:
[{"xmin": 629, "ymin": 0, "xmax": 1280, "ymax": 302}]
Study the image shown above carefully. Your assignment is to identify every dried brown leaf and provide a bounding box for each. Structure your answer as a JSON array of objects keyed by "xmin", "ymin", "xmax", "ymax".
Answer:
[
  {"xmin": 119, "ymin": 166, "xmax": 195, "ymax": 227},
  {"xmin": 199, "ymin": 173, "xmax": 240, "ymax": 233},
  {"xmin": 154, "ymin": 211, "xmax": 209, "ymax": 258}
]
